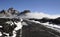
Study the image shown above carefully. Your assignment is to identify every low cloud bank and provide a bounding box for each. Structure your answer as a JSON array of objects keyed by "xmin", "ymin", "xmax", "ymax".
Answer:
[{"xmin": 20, "ymin": 12, "xmax": 60, "ymax": 19}]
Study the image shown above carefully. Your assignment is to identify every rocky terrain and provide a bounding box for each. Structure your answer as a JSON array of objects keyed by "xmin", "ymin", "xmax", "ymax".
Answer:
[{"xmin": 0, "ymin": 18, "xmax": 60, "ymax": 37}]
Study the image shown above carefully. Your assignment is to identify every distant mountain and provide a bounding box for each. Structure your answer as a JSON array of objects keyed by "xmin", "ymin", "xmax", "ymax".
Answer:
[
  {"xmin": 0, "ymin": 8, "xmax": 31, "ymax": 19},
  {"xmin": 0, "ymin": 8, "xmax": 19, "ymax": 17},
  {"xmin": 18, "ymin": 10, "xmax": 30, "ymax": 16}
]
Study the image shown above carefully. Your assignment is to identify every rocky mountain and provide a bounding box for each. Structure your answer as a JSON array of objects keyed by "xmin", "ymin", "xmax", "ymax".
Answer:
[
  {"xmin": 0, "ymin": 8, "xmax": 18, "ymax": 17},
  {"xmin": 18, "ymin": 10, "xmax": 30, "ymax": 16},
  {"xmin": 0, "ymin": 8, "xmax": 31, "ymax": 18}
]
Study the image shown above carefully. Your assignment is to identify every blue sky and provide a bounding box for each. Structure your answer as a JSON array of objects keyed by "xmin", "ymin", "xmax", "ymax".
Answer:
[{"xmin": 0, "ymin": 0, "xmax": 60, "ymax": 14}]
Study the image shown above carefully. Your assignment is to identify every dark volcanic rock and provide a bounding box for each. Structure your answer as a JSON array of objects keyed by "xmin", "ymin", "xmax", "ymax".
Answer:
[{"xmin": 0, "ymin": 18, "xmax": 21, "ymax": 37}]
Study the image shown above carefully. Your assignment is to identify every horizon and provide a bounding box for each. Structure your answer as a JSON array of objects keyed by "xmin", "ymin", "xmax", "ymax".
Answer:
[{"xmin": 0, "ymin": 0, "xmax": 60, "ymax": 14}]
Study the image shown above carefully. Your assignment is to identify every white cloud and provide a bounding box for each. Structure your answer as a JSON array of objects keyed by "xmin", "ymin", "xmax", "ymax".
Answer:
[{"xmin": 20, "ymin": 12, "xmax": 60, "ymax": 19}]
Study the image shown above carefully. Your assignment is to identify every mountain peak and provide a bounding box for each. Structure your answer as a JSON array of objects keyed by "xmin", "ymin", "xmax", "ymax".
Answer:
[
  {"xmin": 18, "ymin": 10, "xmax": 31, "ymax": 16},
  {"xmin": 20, "ymin": 10, "xmax": 30, "ymax": 14},
  {"xmin": 0, "ymin": 8, "xmax": 31, "ymax": 18},
  {"xmin": 0, "ymin": 8, "xmax": 19, "ymax": 17}
]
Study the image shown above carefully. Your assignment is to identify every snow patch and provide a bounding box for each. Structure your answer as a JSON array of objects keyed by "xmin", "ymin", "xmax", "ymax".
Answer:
[{"xmin": 14, "ymin": 22, "xmax": 22, "ymax": 30}]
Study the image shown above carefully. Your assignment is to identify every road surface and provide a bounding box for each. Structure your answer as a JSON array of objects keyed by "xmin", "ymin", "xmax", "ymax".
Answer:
[{"xmin": 22, "ymin": 19, "xmax": 60, "ymax": 37}]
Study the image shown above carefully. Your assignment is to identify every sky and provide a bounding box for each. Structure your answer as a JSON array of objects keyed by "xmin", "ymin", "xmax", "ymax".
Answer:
[{"xmin": 0, "ymin": 0, "xmax": 60, "ymax": 14}]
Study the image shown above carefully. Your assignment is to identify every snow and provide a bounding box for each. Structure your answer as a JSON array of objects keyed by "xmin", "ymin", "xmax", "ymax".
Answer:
[
  {"xmin": 3, "ymin": 32, "xmax": 9, "ymax": 37},
  {"xmin": 0, "ymin": 32, "xmax": 2, "ymax": 36},
  {"xmin": 12, "ymin": 31, "xmax": 16, "ymax": 37},
  {"xmin": 6, "ymin": 21, "xmax": 14, "ymax": 26},
  {"xmin": 22, "ymin": 22, "xmax": 28, "ymax": 25},
  {"xmin": 14, "ymin": 21, "xmax": 22, "ymax": 30},
  {"xmin": 0, "ymin": 26, "xmax": 2, "ymax": 28}
]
